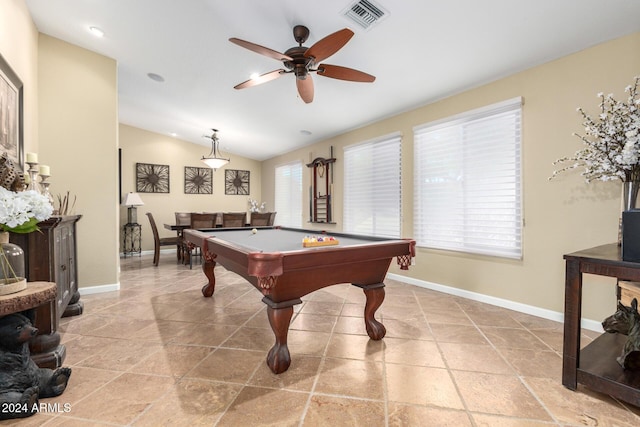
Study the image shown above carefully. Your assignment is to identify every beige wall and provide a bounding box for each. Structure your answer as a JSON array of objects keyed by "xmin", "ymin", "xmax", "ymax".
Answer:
[
  {"xmin": 119, "ymin": 124, "xmax": 262, "ymax": 252},
  {"xmin": 38, "ymin": 34, "xmax": 119, "ymax": 288},
  {"xmin": 0, "ymin": 0, "xmax": 39, "ymax": 153},
  {"xmin": 6, "ymin": 0, "xmax": 639, "ymax": 322},
  {"xmin": 263, "ymin": 32, "xmax": 640, "ymax": 323}
]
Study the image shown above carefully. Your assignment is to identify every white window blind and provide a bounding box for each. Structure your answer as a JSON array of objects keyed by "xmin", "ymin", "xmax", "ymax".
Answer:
[
  {"xmin": 413, "ymin": 98, "xmax": 522, "ymax": 259},
  {"xmin": 344, "ymin": 132, "xmax": 402, "ymax": 237},
  {"xmin": 274, "ymin": 162, "xmax": 303, "ymax": 227}
]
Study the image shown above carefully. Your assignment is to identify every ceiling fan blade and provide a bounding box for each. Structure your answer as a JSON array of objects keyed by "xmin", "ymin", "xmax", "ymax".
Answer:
[
  {"xmin": 304, "ymin": 28, "xmax": 354, "ymax": 63},
  {"xmin": 316, "ymin": 64, "xmax": 376, "ymax": 82},
  {"xmin": 234, "ymin": 69, "xmax": 286, "ymax": 89},
  {"xmin": 229, "ymin": 38, "xmax": 293, "ymax": 61},
  {"xmin": 296, "ymin": 75, "xmax": 314, "ymax": 103}
]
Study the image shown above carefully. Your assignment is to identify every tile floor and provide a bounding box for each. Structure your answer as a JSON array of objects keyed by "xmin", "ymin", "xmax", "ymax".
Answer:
[{"xmin": 7, "ymin": 252, "xmax": 640, "ymax": 426}]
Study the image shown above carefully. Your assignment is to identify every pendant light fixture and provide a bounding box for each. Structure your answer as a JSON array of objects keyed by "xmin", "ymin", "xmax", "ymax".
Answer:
[{"xmin": 201, "ymin": 129, "xmax": 230, "ymax": 170}]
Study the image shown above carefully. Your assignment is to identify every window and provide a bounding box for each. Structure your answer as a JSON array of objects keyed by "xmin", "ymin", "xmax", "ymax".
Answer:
[
  {"xmin": 274, "ymin": 162, "xmax": 303, "ymax": 227},
  {"xmin": 414, "ymin": 98, "xmax": 522, "ymax": 259},
  {"xmin": 344, "ymin": 132, "xmax": 402, "ymax": 237}
]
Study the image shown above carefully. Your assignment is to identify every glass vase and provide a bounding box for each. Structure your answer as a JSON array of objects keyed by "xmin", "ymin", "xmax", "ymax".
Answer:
[
  {"xmin": 623, "ymin": 181, "xmax": 640, "ymax": 211},
  {"xmin": 0, "ymin": 231, "xmax": 26, "ymax": 285}
]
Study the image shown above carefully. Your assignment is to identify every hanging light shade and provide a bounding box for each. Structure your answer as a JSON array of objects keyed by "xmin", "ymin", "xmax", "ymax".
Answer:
[{"xmin": 201, "ymin": 129, "xmax": 230, "ymax": 170}]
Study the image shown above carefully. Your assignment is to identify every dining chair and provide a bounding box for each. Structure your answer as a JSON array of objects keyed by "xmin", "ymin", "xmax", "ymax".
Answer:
[
  {"xmin": 174, "ymin": 212, "xmax": 192, "ymax": 261},
  {"xmin": 250, "ymin": 212, "xmax": 271, "ymax": 226},
  {"xmin": 186, "ymin": 213, "xmax": 217, "ymax": 268},
  {"xmin": 222, "ymin": 212, "xmax": 247, "ymax": 228},
  {"xmin": 190, "ymin": 212, "xmax": 216, "ymax": 229},
  {"xmin": 175, "ymin": 212, "xmax": 191, "ymax": 226},
  {"xmin": 206, "ymin": 212, "xmax": 223, "ymax": 227},
  {"xmin": 146, "ymin": 212, "xmax": 180, "ymax": 266}
]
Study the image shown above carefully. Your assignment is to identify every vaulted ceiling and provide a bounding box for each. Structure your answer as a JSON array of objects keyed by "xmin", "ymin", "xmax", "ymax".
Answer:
[{"xmin": 25, "ymin": 0, "xmax": 640, "ymax": 160}]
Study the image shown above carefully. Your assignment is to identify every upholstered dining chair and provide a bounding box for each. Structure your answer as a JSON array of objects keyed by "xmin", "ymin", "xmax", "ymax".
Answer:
[
  {"xmin": 185, "ymin": 213, "xmax": 217, "ymax": 268},
  {"xmin": 190, "ymin": 212, "xmax": 216, "ymax": 229},
  {"xmin": 250, "ymin": 212, "xmax": 271, "ymax": 226},
  {"xmin": 222, "ymin": 212, "xmax": 247, "ymax": 228},
  {"xmin": 146, "ymin": 212, "xmax": 180, "ymax": 266},
  {"xmin": 174, "ymin": 212, "xmax": 192, "ymax": 262},
  {"xmin": 175, "ymin": 212, "xmax": 191, "ymax": 226}
]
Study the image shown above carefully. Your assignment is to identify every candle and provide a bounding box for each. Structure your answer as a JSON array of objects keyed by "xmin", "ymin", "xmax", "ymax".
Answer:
[
  {"xmin": 26, "ymin": 152, "xmax": 38, "ymax": 163},
  {"xmin": 23, "ymin": 173, "xmax": 30, "ymax": 184},
  {"xmin": 39, "ymin": 165, "xmax": 50, "ymax": 176}
]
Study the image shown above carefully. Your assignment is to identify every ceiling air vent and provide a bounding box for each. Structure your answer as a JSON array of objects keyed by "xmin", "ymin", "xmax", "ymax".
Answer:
[{"xmin": 342, "ymin": 0, "xmax": 389, "ymax": 30}]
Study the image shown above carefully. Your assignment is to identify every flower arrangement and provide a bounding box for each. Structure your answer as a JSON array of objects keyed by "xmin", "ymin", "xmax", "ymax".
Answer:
[
  {"xmin": 0, "ymin": 187, "xmax": 52, "ymax": 288},
  {"xmin": 248, "ymin": 198, "xmax": 266, "ymax": 213},
  {"xmin": 550, "ymin": 76, "xmax": 640, "ymax": 182},
  {"xmin": 0, "ymin": 187, "xmax": 54, "ymax": 233}
]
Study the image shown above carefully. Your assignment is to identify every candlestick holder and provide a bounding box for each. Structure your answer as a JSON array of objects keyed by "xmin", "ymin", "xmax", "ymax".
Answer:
[
  {"xmin": 26, "ymin": 161, "xmax": 40, "ymax": 193},
  {"xmin": 39, "ymin": 174, "xmax": 54, "ymax": 206}
]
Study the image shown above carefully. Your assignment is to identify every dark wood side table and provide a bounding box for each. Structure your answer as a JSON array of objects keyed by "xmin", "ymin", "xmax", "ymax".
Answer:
[
  {"xmin": 563, "ymin": 243, "xmax": 640, "ymax": 406},
  {"xmin": 0, "ymin": 281, "xmax": 63, "ymax": 368}
]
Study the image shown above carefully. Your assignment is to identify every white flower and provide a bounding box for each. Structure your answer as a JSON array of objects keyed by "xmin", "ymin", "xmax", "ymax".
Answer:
[
  {"xmin": 0, "ymin": 187, "xmax": 53, "ymax": 233},
  {"xmin": 551, "ymin": 76, "xmax": 640, "ymax": 182}
]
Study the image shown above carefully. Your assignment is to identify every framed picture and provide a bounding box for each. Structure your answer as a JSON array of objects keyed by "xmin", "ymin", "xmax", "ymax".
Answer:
[
  {"xmin": 225, "ymin": 169, "xmax": 250, "ymax": 195},
  {"xmin": 0, "ymin": 53, "xmax": 24, "ymax": 170},
  {"xmin": 184, "ymin": 166, "xmax": 212, "ymax": 194},
  {"xmin": 136, "ymin": 162, "xmax": 170, "ymax": 193}
]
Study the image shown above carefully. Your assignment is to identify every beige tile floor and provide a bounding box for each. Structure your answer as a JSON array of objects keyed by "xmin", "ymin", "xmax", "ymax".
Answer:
[{"xmin": 8, "ymin": 252, "xmax": 640, "ymax": 426}]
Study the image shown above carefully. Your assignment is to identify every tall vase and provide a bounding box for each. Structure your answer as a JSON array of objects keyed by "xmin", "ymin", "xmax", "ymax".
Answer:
[
  {"xmin": 623, "ymin": 181, "xmax": 640, "ymax": 211},
  {"xmin": 0, "ymin": 231, "xmax": 27, "ymax": 295}
]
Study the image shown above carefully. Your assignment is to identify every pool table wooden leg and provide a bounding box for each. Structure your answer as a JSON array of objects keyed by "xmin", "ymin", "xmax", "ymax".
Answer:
[
  {"xmin": 263, "ymin": 297, "xmax": 302, "ymax": 374},
  {"xmin": 201, "ymin": 247, "xmax": 217, "ymax": 297},
  {"xmin": 357, "ymin": 283, "xmax": 386, "ymax": 340}
]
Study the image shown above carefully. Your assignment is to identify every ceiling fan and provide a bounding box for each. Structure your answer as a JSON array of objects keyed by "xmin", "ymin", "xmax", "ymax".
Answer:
[{"xmin": 229, "ymin": 25, "xmax": 375, "ymax": 103}]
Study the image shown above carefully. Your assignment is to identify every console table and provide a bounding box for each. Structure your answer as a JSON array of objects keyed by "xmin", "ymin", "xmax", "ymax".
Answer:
[
  {"xmin": 563, "ymin": 243, "xmax": 640, "ymax": 406},
  {"xmin": 8, "ymin": 215, "xmax": 82, "ymax": 368}
]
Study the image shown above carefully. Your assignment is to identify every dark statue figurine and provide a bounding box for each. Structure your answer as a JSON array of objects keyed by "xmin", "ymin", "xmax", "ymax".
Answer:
[
  {"xmin": 602, "ymin": 298, "xmax": 640, "ymax": 370},
  {"xmin": 0, "ymin": 313, "xmax": 72, "ymax": 420}
]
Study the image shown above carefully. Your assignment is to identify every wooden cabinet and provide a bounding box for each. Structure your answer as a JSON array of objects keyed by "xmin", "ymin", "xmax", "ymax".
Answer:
[{"xmin": 9, "ymin": 214, "xmax": 82, "ymax": 368}]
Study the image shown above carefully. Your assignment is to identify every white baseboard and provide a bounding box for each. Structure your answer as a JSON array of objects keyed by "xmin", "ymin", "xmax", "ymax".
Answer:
[
  {"xmin": 78, "ymin": 282, "xmax": 120, "ymax": 295},
  {"xmin": 386, "ymin": 273, "xmax": 603, "ymax": 333}
]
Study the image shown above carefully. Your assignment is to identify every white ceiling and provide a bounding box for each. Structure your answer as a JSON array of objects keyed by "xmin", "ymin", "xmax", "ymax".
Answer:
[{"xmin": 24, "ymin": 0, "xmax": 640, "ymax": 161}]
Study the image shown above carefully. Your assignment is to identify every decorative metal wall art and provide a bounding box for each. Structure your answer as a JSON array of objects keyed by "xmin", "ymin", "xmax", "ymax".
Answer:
[
  {"xmin": 136, "ymin": 162, "xmax": 170, "ymax": 193},
  {"xmin": 184, "ymin": 166, "xmax": 212, "ymax": 194},
  {"xmin": 225, "ymin": 169, "xmax": 250, "ymax": 195}
]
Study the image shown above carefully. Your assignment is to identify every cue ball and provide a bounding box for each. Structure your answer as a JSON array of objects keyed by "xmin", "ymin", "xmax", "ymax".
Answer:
[{"xmin": 252, "ymin": 228, "xmax": 258, "ymax": 234}]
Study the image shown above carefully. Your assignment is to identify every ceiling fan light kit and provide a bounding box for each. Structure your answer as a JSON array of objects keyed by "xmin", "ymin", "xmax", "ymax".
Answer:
[
  {"xmin": 229, "ymin": 25, "xmax": 375, "ymax": 103},
  {"xmin": 201, "ymin": 129, "xmax": 230, "ymax": 170}
]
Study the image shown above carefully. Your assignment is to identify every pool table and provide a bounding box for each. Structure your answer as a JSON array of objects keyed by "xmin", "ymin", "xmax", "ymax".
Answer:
[{"xmin": 183, "ymin": 226, "xmax": 416, "ymax": 374}]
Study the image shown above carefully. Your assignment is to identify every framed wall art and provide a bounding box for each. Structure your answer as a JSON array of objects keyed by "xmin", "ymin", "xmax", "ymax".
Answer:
[
  {"xmin": 184, "ymin": 166, "xmax": 212, "ymax": 194},
  {"xmin": 0, "ymin": 53, "xmax": 24, "ymax": 169},
  {"xmin": 225, "ymin": 169, "xmax": 250, "ymax": 195},
  {"xmin": 136, "ymin": 162, "xmax": 170, "ymax": 193}
]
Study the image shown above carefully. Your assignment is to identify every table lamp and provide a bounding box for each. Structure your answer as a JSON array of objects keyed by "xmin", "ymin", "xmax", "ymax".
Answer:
[{"xmin": 123, "ymin": 192, "xmax": 144, "ymax": 225}]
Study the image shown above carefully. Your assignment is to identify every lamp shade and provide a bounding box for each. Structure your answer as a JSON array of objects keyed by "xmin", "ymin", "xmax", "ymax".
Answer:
[
  {"xmin": 123, "ymin": 192, "xmax": 144, "ymax": 206},
  {"xmin": 201, "ymin": 157, "xmax": 229, "ymax": 169}
]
